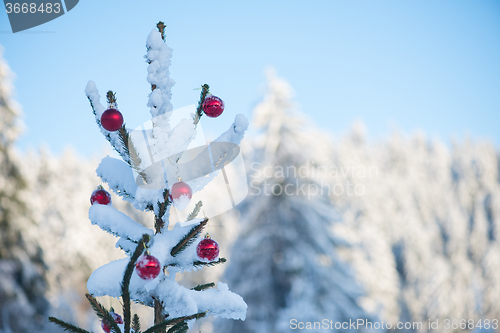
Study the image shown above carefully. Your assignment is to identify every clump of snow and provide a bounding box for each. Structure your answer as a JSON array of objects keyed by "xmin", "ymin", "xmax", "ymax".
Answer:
[
  {"xmin": 87, "ymin": 258, "xmax": 128, "ymax": 297},
  {"xmin": 96, "ymin": 156, "xmax": 138, "ymax": 201},
  {"xmin": 89, "ymin": 204, "xmax": 153, "ymax": 242},
  {"xmin": 192, "ymin": 282, "xmax": 247, "ymax": 320},
  {"xmin": 133, "ymin": 187, "xmax": 164, "ymax": 212},
  {"xmin": 146, "ymin": 29, "xmax": 175, "ymax": 120},
  {"xmin": 85, "ymin": 81, "xmax": 105, "ymax": 117},
  {"xmin": 172, "ymin": 194, "xmax": 191, "ymax": 211}
]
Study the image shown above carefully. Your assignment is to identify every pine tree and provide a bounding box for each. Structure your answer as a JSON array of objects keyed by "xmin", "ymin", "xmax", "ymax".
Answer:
[
  {"xmin": 218, "ymin": 69, "xmax": 373, "ymax": 333},
  {"xmin": 48, "ymin": 23, "xmax": 248, "ymax": 333},
  {"xmin": 329, "ymin": 128, "xmax": 500, "ymax": 331},
  {"xmin": 0, "ymin": 46, "xmax": 49, "ymax": 332}
]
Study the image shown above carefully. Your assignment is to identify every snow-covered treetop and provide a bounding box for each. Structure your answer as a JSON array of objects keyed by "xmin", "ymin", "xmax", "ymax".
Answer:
[{"xmin": 77, "ymin": 23, "xmax": 249, "ymax": 331}]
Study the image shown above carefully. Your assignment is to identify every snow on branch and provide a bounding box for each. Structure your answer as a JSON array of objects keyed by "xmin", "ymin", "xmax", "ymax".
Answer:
[
  {"xmin": 85, "ymin": 81, "xmax": 130, "ymax": 164},
  {"xmin": 96, "ymin": 156, "xmax": 138, "ymax": 201},
  {"xmin": 214, "ymin": 114, "xmax": 249, "ymax": 145},
  {"xmin": 156, "ymin": 280, "xmax": 247, "ymax": 321},
  {"xmin": 89, "ymin": 204, "xmax": 153, "ymax": 242},
  {"xmin": 146, "ymin": 28, "xmax": 175, "ymax": 142}
]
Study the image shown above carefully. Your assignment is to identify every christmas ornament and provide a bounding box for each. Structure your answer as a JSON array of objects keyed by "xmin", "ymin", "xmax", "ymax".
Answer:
[
  {"xmin": 101, "ymin": 310, "xmax": 123, "ymax": 333},
  {"xmin": 196, "ymin": 234, "xmax": 219, "ymax": 261},
  {"xmin": 90, "ymin": 186, "xmax": 111, "ymax": 205},
  {"xmin": 135, "ymin": 254, "xmax": 161, "ymax": 280},
  {"xmin": 202, "ymin": 95, "xmax": 224, "ymax": 118},
  {"xmin": 101, "ymin": 108, "xmax": 123, "ymax": 131},
  {"xmin": 169, "ymin": 181, "xmax": 192, "ymax": 210}
]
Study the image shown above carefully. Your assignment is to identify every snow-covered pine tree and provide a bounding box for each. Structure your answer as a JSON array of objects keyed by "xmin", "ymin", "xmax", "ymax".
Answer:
[
  {"xmin": 48, "ymin": 23, "xmax": 248, "ymax": 333},
  {"xmin": 330, "ymin": 128, "xmax": 500, "ymax": 331},
  {"xmin": 0, "ymin": 46, "xmax": 49, "ymax": 332},
  {"xmin": 217, "ymin": 69, "xmax": 373, "ymax": 333}
]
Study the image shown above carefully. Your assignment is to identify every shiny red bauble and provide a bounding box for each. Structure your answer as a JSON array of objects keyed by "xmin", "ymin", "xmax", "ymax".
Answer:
[
  {"xmin": 196, "ymin": 236, "xmax": 219, "ymax": 261},
  {"xmin": 202, "ymin": 95, "xmax": 224, "ymax": 118},
  {"xmin": 90, "ymin": 187, "xmax": 111, "ymax": 205},
  {"xmin": 135, "ymin": 254, "xmax": 161, "ymax": 280},
  {"xmin": 101, "ymin": 108, "xmax": 124, "ymax": 131},
  {"xmin": 101, "ymin": 311, "xmax": 123, "ymax": 333},
  {"xmin": 169, "ymin": 181, "xmax": 192, "ymax": 201}
]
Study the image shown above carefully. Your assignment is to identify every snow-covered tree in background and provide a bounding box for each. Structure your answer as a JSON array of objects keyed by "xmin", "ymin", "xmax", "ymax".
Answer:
[
  {"xmin": 0, "ymin": 46, "xmax": 49, "ymax": 332},
  {"xmin": 48, "ymin": 23, "xmax": 248, "ymax": 333},
  {"xmin": 330, "ymin": 128, "xmax": 500, "ymax": 331},
  {"xmin": 217, "ymin": 69, "xmax": 373, "ymax": 333}
]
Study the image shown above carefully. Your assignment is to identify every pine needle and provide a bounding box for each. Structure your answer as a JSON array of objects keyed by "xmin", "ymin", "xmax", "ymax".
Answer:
[
  {"xmin": 122, "ymin": 234, "xmax": 150, "ymax": 333},
  {"xmin": 170, "ymin": 218, "xmax": 208, "ymax": 257},
  {"xmin": 194, "ymin": 84, "xmax": 210, "ymax": 126},
  {"xmin": 132, "ymin": 314, "xmax": 141, "ymax": 333},
  {"xmin": 142, "ymin": 312, "xmax": 206, "ymax": 333},
  {"xmin": 48, "ymin": 317, "xmax": 93, "ymax": 333},
  {"xmin": 191, "ymin": 282, "xmax": 215, "ymax": 291},
  {"xmin": 85, "ymin": 294, "xmax": 122, "ymax": 333},
  {"xmin": 192, "ymin": 257, "xmax": 226, "ymax": 267},
  {"xmin": 166, "ymin": 322, "xmax": 188, "ymax": 333},
  {"xmin": 186, "ymin": 201, "xmax": 203, "ymax": 221}
]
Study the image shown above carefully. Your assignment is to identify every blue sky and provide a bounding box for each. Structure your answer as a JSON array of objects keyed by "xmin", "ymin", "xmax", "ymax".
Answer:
[{"xmin": 1, "ymin": 0, "xmax": 499, "ymax": 157}]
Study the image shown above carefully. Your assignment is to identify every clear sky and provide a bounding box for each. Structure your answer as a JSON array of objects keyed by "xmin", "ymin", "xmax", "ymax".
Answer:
[{"xmin": 1, "ymin": 0, "xmax": 499, "ymax": 157}]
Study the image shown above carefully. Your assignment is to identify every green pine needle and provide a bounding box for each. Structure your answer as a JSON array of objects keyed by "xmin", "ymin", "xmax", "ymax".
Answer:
[
  {"xmin": 193, "ymin": 257, "xmax": 227, "ymax": 267},
  {"xmin": 194, "ymin": 84, "xmax": 210, "ymax": 125},
  {"xmin": 132, "ymin": 314, "xmax": 141, "ymax": 333},
  {"xmin": 122, "ymin": 234, "xmax": 150, "ymax": 333},
  {"xmin": 170, "ymin": 218, "xmax": 208, "ymax": 257},
  {"xmin": 191, "ymin": 282, "xmax": 215, "ymax": 291},
  {"xmin": 142, "ymin": 312, "xmax": 206, "ymax": 333},
  {"xmin": 166, "ymin": 322, "xmax": 188, "ymax": 333},
  {"xmin": 85, "ymin": 294, "xmax": 122, "ymax": 333},
  {"xmin": 48, "ymin": 317, "xmax": 93, "ymax": 333}
]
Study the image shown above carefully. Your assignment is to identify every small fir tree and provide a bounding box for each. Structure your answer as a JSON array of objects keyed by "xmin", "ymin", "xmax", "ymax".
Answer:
[{"xmin": 48, "ymin": 22, "xmax": 247, "ymax": 333}]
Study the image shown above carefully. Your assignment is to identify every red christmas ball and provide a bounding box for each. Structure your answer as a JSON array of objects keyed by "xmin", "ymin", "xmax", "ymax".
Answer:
[
  {"xmin": 101, "ymin": 108, "xmax": 124, "ymax": 131},
  {"xmin": 196, "ymin": 236, "xmax": 219, "ymax": 261},
  {"xmin": 101, "ymin": 311, "xmax": 123, "ymax": 333},
  {"xmin": 90, "ymin": 187, "xmax": 111, "ymax": 205},
  {"xmin": 135, "ymin": 254, "xmax": 161, "ymax": 280},
  {"xmin": 169, "ymin": 181, "xmax": 192, "ymax": 210},
  {"xmin": 170, "ymin": 181, "xmax": 192, "ymax": 201},
  {"xmin": 202, "ymin": 95, "xmax": 224, "ymax": 118}
]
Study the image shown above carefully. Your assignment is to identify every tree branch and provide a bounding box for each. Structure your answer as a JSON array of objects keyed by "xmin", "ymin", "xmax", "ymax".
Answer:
[
  {"xmin": 122, "ymin": 234, "xmax": 151, "ymax": 333},
  {"xmin": 194, "ymin": 84, "xmax": 210, "ymax": 125},
  {"xmin": 170, "ymin": 218, "xmax": 208, "ymax": 257},
  {"xmin": 85, "ymin": 294, "xmax": 122, "ymax": 333},
  {"xmin": 48, "ymin": 317, "xmax": 94, "ymax": 333}
]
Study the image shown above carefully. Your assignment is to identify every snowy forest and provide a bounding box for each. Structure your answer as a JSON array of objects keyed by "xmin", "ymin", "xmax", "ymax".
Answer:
[{"xmin": 1, "ymin": 42, "xmax": 500, "ymax": 333}]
